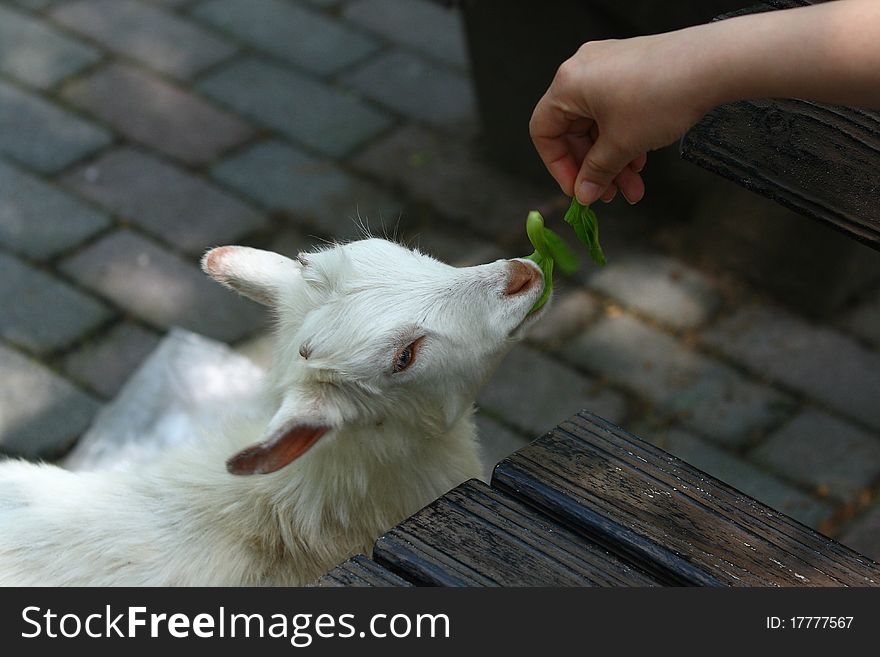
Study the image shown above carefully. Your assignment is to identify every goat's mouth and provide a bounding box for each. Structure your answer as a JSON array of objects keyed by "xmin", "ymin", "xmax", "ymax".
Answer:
[
  {"xmin": 513, "ymin": 271, "xmax": 547, "ymax": 335},
  {"xmin": 510, "ymin": 297, "xmax": 548, "ymax": 337}
]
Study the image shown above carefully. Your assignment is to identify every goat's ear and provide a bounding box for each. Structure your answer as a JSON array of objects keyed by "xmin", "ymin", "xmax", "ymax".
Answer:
[
  {"xmin": 226, "ymin": 395, "xmax": 332, "ymax": 475},
  {"xmin": 202, "ymin": 246, "xmax": 301, "ymax": 306},
  {"xmin": 226, "ymin": 422, "xmax": 329, "ymax": 475}
]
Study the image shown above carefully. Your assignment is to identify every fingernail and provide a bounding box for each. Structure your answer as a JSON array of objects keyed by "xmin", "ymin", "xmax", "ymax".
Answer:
[
  {"xmin": 577, "ymin": 181, "xmax": 602, "ymax": 205},
  {"xmin": 620, "ymin": 190, "xmax": 639, "ymax": 205}
]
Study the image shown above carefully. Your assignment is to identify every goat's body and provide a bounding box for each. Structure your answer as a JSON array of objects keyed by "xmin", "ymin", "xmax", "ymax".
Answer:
[
  {"xmin": 0, "ymin": 407, "xmax": 480, "ymax": 586},
  {"xmin": 0, "ymin": 238, "xmax": 542, "ymax": 586}
]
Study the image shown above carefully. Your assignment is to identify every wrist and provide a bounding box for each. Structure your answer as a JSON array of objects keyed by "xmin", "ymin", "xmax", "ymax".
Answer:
[{"xmin": 683, "ymin": 17, "xmax": 758, "ymax": 111}]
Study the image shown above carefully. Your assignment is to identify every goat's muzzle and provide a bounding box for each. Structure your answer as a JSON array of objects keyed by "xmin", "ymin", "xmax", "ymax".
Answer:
[{"xmin": 503, "ymin": 260, "xmax": 540, "ymax": 296}]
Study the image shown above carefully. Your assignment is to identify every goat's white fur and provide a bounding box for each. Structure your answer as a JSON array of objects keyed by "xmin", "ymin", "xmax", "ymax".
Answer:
[{"xmin": 0, "ymin": 238, "xmax": 544, "ymax": 586}]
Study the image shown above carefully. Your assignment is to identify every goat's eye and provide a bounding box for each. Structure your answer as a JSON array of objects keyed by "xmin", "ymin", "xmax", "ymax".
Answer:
[
  {"xmin": 393, "ymin": 345, "xmax": 414, "ymax": 373},
  {"xmin": 392, "ymin": 339, "xmax": 422, "ymax": 374}
]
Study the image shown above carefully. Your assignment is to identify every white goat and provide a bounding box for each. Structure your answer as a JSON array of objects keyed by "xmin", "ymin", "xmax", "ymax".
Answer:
[{"xmin": 0, "ymin": 238, "xmax": 546, "ymax": 586}]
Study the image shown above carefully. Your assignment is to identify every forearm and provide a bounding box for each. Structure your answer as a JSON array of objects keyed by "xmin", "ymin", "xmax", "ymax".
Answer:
[
  {"xmin": 529, "ymin": 0, "xmax": 880, "ymax": 202},
  {"xmin": 693, "ymin": 0, "xmax": 880, "ymax": 109}
]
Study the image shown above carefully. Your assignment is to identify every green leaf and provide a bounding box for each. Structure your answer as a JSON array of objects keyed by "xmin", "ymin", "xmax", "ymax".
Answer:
[
  {"xmin": 526, "ymin": 211, "xmax": 551, "ymax": 258},
  {"xmin": 542, "ymin": 227, "xmax": 578, "ymax": 275},
  {"xmin": 522, "ymin": 200, "xmax": 606, "ymax": 314},
  {"xmin": 563, "ymin": 197, "xmax": 606, "ymax": 266},
  {"xmin": 529, "ymin": 254, "xmax": 554, "ymax": 313},
  {"xmin": 524, "ymin": 211, "xmax": 555, "ymax": 314}
]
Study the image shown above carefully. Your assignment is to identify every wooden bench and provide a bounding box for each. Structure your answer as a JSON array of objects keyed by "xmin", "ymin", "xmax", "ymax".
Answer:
[
  {"xmin": 318, "ymin": 413, "xmax": 880, "ymax": 587},
  {"xmin": 318, "ymin": 0, "xmax": 880, "ymax": 587}
]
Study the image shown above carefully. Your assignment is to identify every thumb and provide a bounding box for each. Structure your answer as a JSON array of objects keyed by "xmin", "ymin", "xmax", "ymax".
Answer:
[{"xmin": 575, "ymin": 137, "xmax": 633, "ymax": 205}]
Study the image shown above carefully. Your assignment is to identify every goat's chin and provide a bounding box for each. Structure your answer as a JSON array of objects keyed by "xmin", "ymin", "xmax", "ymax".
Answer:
[{"xmin": 509, "ymin": 298, "xmax": 550, "ymax": 339}]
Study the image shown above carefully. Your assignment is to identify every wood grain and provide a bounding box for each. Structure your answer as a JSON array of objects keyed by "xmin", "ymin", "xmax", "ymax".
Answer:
[
  {"xmin": 372, "ymin": 479, "xmax": 660, "ymax": 586},
  {"xmin": 492, "ymin": 412, "xmax": 880, "ymax": 586},
  {"xmin": 314, "ymin": 554, "xmax": 413, "ymax": 587}
]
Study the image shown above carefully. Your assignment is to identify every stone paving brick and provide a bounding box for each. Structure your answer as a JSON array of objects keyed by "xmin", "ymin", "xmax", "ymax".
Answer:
[
  {"xmin": 144, "ymin": 0, "xmax": 191, "ymax": 7},
  {"xmin": 341, "ymin": 49, "xmax": 476, "ymax": 129},
  {"xmin": 212, "ymin": 140, "xmax": 401, "ymax": 240},
  {"xmin": 0, "ymin": 80, "xmax": 111, "ymax": 172},
  {"xmin": 51, "ymin": 0, "xmax": 235, "ymax": 79},
  {"xmin": 563, "ymin": 314, "xmax": 791, "ymax": 445},
  {"xmin": 265, "ymin": 219, "xmax": 497, "ymax": 268},
  {"xmin": 353, "ymin": 124, "xmax": 546, "ymax": 243},
  {"xmin": 63, "ymin": 147, "xmax": 266, "ymax": 253},
  {"xmin": 474, "ymin": 413, "xmax": 532, "ymax": 480},
  {"xmin": 479, "ymin": 344, "xmax": 627, "ymax": 438},
  {"xmin": 264, "ymin": 226, "xmax": 319, "ymax": 260},
  {"xmin": 146, "ymin": 0, "xmax": 195, "ymax": 9},
  {"xmin": 62, "ymin": 63, "xmax": 253, "ymax": 165},
  {"xmin": 62, "ymin": 321, "xmax": 161, "ymax": 398},
  {"xmin": 0, "ymin": 343, "xmax": 100, "ymax": 458},
  {"xmin": 702, "ymin": 305, "xmax": 880, "ymax": 431},
  {"xmin": 750, "ymin": 410, "xmax": 880, "ymax": 504},
  {"xmin": 299, "ymin": 0, "xmax": 341, "ymax": 9},
  {"xmin": 0, "ymin": 4, "xmax": 100, "ymax": 89},
  {"xmin": 640, "ymin": 427, "xmax": 833, "ymax": 529},
  {"xmin": 0, "ymin": 158, "xmax": 109, "ymax": 259},
  {"xmin": 526, "ymin": 288, "xmax": 599, "ymax": 350},
  {"xmin": 198, "ymin": 57, "xmax": 391, "ymax": 157},
  {"xmin": 0, "ymin": 252, "xmax": 111, "ymax": 354},
  {"xmin": 840, "ymin": 287, "xmax": 880, "ymax": 349},
  {"xmin": 842, "ymin": 503, "xmax": 880, "ymax": 561},
  {"xmin": 586, "ymin": 253, "xmax": 721, "ymax": 330},
  {"xmin": 10, "ymin": 0, "xmax": 59, "ymax": 11},
  {"xmin": 409, "ymin": 223, "xmax": 503, "ymax": 267},
  {"xmin": 343, "ymin": 0, "xmax": 469, "ymax": 68},
  {"xmin": 192, "ymin": 0, "xmax": 378, "ymax": 77},
  {"xmin": 60, "ymin": 229, "xmax": 265, "ymax": 342}
]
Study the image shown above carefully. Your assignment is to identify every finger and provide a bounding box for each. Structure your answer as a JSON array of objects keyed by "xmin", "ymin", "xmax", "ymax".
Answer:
[
  {"xmin": 629, "ymin": 153, "xmax": 647, "ymax": 173},
  {"xmin": 601, "ymin": 184, "xmax": 618, "ymax": 203},
  {"xmin": 535, "ymin": 146, "xmax": 580, "ymax": 196},
  {"xmin": 615, "ymin": 166, "xmax": 646, "ymax": 204},
  {"xmin": 530, "ymin": 95, "xmax": 587, "ymax": 195},
  {"xmin": 574, "ymin": 137, "xmax": 635, "ymax": 205},
  {"xmin": 565, "ymin": 132, "xmax": 595, "ymax": 170}
]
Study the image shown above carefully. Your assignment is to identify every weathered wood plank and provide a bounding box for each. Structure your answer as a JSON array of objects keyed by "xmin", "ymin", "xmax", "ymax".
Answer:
[
  {"xmin": 492, "ymin": 412, "xmax": 880, "ymax": 587},
  {"xmin": 725, "ymin": 0, "xmax": 824, "ymax": 13},
  {"xmin": 681, "ymin": 98, "xmax": 880, "ymax": 248},
  {"xmin": 314, "ymin": 554, "xmax": 413, "ymax": 587},
  {"xmin": 373, "ymin": 479, "xmax": 660, "ymax": 587},
  {"xmin": 680, "ymin": 0, "xmax": 880, "ymax": 249}
]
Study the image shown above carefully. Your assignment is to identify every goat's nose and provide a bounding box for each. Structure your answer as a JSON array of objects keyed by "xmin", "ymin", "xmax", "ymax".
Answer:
[{"xmin": 503, "ymin": 260, "xmax": 539, "ymax": 296}]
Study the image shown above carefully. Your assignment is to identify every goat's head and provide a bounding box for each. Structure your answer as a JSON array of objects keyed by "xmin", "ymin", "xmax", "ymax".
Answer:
[{"xmin": 202, "ymin": 238, "xmax": 546, "ymax": 475}]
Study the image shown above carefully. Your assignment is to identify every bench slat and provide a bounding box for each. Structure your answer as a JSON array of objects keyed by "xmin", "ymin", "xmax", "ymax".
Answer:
[
  {"xmin": 372, "ymin": 479, "xmax": 660, "ymax": 586},
  {"xmin": 492, "ymin": 412, "xmax": 880, "ymax": 586},
  {"xmin": 314, "ymin": 554, "xmax": 413, "ymax": 587}
]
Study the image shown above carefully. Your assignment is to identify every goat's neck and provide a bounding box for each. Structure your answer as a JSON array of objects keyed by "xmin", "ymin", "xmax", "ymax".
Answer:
[
  {"xmin": 195, "ymin": 400, "xmax": 479, "ymax": 554},
  {"xmin": 277, "ymin": 411, "xmax": 479, "ymax": 533}
]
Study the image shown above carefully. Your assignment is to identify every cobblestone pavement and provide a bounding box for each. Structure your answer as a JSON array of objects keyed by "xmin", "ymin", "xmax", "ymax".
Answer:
[{"xmin": 2, "ymin": 0, "xmax": 880, "ymax": 560}]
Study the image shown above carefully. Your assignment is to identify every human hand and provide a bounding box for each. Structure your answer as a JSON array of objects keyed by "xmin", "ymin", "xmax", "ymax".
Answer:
[{"xmin": 529, "ymin": 32, "xmax": 716, "ymax": 205}]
